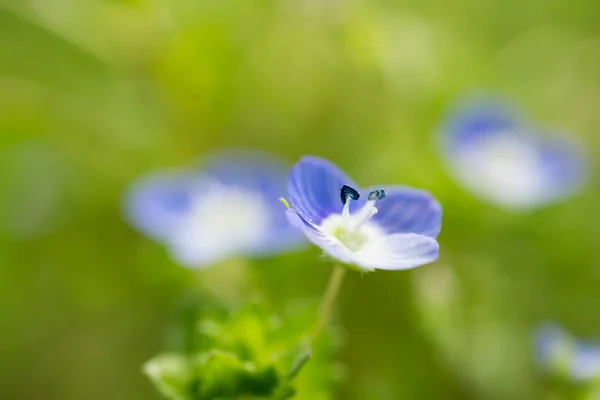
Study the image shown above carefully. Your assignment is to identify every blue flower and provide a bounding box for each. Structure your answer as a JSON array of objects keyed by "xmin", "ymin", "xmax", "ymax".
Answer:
[
  {"xmin": 284, "ymin": 156, "xmax": 441, "ymax": 272},
  {"xmin": 438, "ymin": 96, "xmax": 589, "ymax": 210},
  {"xmin": 124, "ymin": 150, "xmax": 305, "ymax": 268},
  {"xmin": 535, "ymin": 323, "xmax": 600, "ymax": 382}
]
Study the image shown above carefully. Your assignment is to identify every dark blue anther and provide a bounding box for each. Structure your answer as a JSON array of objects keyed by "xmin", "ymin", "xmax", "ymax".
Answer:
[
  {"xmin": 368, "ymin": 189, "xmax": 386, "ymax": 201},
  {"xmin": 340, "ymin": 185, "xmax": 360, "ymax": 205}
]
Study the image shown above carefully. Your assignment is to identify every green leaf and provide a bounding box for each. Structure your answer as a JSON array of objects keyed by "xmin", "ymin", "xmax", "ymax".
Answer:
[
  {"xmin": 194, "ymin": 350, "xmax": 279, "ymax": 399},
  {"xmin": 144, "ymin": 354, "xmax": 195, "ymax": 400}
]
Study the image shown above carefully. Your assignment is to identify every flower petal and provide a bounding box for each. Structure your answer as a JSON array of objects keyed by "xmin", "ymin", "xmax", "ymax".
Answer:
[
  {"xmin": 202, "ymin": 150, "xmax": 307, "ymax": 253},
  {"xmin": 441, "ymin": 97, "xmax": 522, "ymax": 151},
  {"xmin": 287, "ymin": 156, "xmax": 358, "ymax": 225},
  {"xmin": 355, "ymin": 233, "xmax": 439, "ymax": 270},
  {"xmin": 535, "ymin": 323, "xmax": 567, "ymax": 361},
  {"xmin": 167, "ymin": 236, "xmax": 228, "ymax": 268},
  {"xmin": 367, "ymin": 185, "xmax": 442, "ymax": 238},
  {"xmin": 125, "ymin": 150, "xmax": 307, "ymax": 267},
  {"xmin": 439, "ymin": 97, "xmax": 590, "ymax": 210},
  {"xmin": 572, "ymin": 342, "xmax": 600, "ymax": 381},
  {"xmin": 203, "ymin": 149, "xmax": 289, "ymax": 196},
  {"xmin": 124, "ymin": 170, "xmax": 199, "ymax": 242},
  {"xmin": 535, "ymin": 323, "xmax": 600, "ymax": 382},
  {"xmin": 536, "ymin": 135, "xmax": 589, "ymax": 201},
  {"xmin": 287, "ymin": 209, "xmax": 358, "ymax": 265}
]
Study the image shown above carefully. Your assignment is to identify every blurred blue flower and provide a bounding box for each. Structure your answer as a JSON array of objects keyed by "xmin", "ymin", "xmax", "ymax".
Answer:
[
  {"xmin": 124, "ymin": 150, "xmax": 305, "ymax": 268},
  {"xmin": 438, "ymin": 96, "xmax": 589, "ymax": 210},
  {"xmin": 284, "ymin": 156, "xmax": 441, "ymax": 272},
  {"xmin": 535, "ymin": 323, "xmax": 600, "ymax": 382}
]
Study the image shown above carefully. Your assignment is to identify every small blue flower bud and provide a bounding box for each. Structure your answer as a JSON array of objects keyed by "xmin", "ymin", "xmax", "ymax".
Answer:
[{"xmin": 340, "ymin": 185, "xmax": 360, "ymax": 204}]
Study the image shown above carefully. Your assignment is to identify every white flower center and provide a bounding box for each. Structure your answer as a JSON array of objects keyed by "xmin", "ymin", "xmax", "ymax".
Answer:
[
  {"xmin": 320, "ymin": 189, "xmax": 386, "ymax": 252},
  {"xmin": 170, "ymin": 181, "xmax": 271, "ymax": 266}
]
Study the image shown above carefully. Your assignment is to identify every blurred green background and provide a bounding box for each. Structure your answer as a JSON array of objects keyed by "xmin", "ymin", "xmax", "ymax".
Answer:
[{"xmin": 1, "ymin": 0, "xmax": 599, "ymax": 399}]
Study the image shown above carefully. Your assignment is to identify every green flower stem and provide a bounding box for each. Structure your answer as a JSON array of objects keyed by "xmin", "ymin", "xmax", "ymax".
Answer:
[{"xmin": 314, "ymin": 264, "xmax": 346, "ymax": 341}]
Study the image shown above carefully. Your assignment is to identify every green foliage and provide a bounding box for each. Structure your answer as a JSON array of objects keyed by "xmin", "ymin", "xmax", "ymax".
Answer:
[
  {"xmin": 145, "ymin": 354, "xmax": 194, "ymax": 400},
  {"xmin": 145, "ymin": 299, "xmax": 341, "ymax": 400}
]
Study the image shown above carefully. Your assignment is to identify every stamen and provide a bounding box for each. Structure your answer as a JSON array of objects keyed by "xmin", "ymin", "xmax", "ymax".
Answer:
[
  {"xmin": 342, "ymin": 200, "xmax": 352, "ymax": 230},
  {"xmin": 352, "ymin": 190, "xmax": 386, "ymax": 231},
  {"xmin": 279, "ymin": 197, "xmax": 292, "ymax": 209},
  {"xmin": 352, "ymin": 200, "xmax": 377, "ymax": 231},
  {"xmin": 340, "ymin": 185, "xmax": 360, "ymax": 205},
  {"xmin": 340, "ymin": 185, "xmax": 360, "ymax": 230},
  {"xmin": 368, "ymin": 189, "xmax": 386, "ymax": 201}
]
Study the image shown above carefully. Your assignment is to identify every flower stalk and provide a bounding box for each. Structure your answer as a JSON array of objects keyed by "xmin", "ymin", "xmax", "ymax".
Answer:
[{"xmin": 314, "ymin": 264, "xmax": 346, "ymax": 341}]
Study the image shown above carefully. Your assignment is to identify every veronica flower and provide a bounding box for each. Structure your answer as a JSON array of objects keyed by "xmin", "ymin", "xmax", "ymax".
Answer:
[
  {"xmin": 124, "ymin": 150, "xmax": 305, "ymax": 268},
  {"xmin": 535, "ymin": 323, "xmax": 600, "ymax": 382},
  {"xmin": 283, "ymin": 156, "xmax": 441, "ymax": 272},
  {"xmin": 438, "ymin": 97, "xmax": 589, "ymax": 210}
]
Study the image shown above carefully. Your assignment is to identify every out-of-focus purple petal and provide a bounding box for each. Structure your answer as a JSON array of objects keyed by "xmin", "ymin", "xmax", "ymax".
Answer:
[
  {"xmin": 535, "ymin": 322, "xmax": 600, "ymax": 382},
  {"xmin": 536, "ymin": 135, "xmax": 590, "ymax": 202},
  {"xmin": 355, "ymin": 233, "xmax": 439, "ymax": 270},
  {"xmin": 367, "ymin": 185, "xmax": 442, "ymax": 239},
  {"xmin": 439, "ymin": 96, "xmax": 590, "ymax": 210},
  {"xmin": 571, "ymin": 342, "xmax": 600, "ymax": 381},
  {"xmin": 124, "ymin": 150, "xmax": 307, "ymax": 268},
  {"xmin": 203, "ymin": 149, "xmax": 288, "ymax": 196},
  {"xmin": 124, "ymin": 170, "xmax": 200, "ymax": 242},
  {"xmin": 286, "ymin": 208, "xmax": 306, "ymax": 230},
  {"xmin": 287, "ymin": 156, "xmax": 358, "ymax": 225},
  {"xmin": 202, "ymin": 149, "xmax": 303, "ymax": 247},
  {"xmin": 535, "ymin": 323, "xmax": 567, "ymax": 364},
  {"xmin": 442, "ymin": 97, "xmax": 523, "ymax": 151}
]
